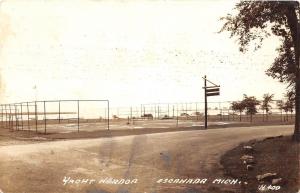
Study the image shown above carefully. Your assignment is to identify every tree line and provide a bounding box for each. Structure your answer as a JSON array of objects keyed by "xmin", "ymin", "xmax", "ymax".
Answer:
[
  {"xmin": 231, "ymin": 93, "xmax": 295, "ymax": 122},
  {"xmin": 220, "ymin": 1, "xmax": 299, "ymax": 141}
]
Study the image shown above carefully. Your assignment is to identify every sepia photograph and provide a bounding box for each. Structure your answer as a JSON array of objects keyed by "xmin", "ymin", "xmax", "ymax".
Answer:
[{"xmin": 0, "ymin": 0, "xmax": 299, "ymax": 193}]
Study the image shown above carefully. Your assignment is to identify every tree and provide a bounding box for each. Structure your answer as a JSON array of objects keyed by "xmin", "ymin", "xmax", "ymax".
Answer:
[
  {"xmin": 282, "ymin": 99, "xmax": 294, "ymax": 121},
  {"xmin": 220, "ymin": 1, "xmax": 300, "ymax": 141},
  {"xmin": 283, "ymin": 100, "xmax": 291, "ymax": 121},
  {"xmin": 261, "ymin": 93, "xmax": 274, "ymax": 121},
  {"xmin": 278, "ymin": 95, "xmax": 295, "ymax": 121},
  {"xmin": 285, "ymin": 92, "xmax": 296, "ymax": 119},
  {"xmin": 241, "ymin": 94, "xmax": 260, "ymax": 122},
  {"xmin": 231, "ymin": 101, "xmax": 245, "ymax": 121},
  {"xmin": 276, "ymin": 100, "xmax": 284, "ymax": 121}
]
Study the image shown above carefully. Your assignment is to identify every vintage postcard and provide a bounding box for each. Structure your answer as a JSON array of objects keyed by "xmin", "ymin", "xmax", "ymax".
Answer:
[{"xmin": 0, "ymin": 0, "xmax": 299, "ymax": 193}]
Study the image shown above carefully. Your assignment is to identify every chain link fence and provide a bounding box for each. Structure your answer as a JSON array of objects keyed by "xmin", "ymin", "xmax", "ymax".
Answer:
[{"xmin": 0, "ymin": 100, "xmax": 294, "ymax": 134}]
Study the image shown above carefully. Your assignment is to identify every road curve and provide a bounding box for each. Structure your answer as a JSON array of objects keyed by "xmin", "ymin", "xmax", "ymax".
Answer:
[{"xmin": 0, "ymin": 125, "xmax": 293, "ymax": 193}]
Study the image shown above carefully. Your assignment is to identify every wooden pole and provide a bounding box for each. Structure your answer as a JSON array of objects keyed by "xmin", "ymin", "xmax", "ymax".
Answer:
[
  {"xmin": 77, "ymin": 100, "xmax": 79, "ymax": 132},
  {"xmin": 35, "ymin": 101, "xmax": 38, "ymax": 133},
  {"xmin": 204, "ymin": 75, "xmax": 208, "ymax": 129},
  {"xmin": 27, "ymin": 102, "xmax": 30, "ymax": 131},
  {"xmin": 107, "ymin": 100, "xmax": 110, "ymax": 130},
  {"xmin": 14, "ymin": 104, "xmax": 18, "ymax": 131},
  {"xmin": 20, "ymin": 103, "xmax": 24, "ymax": 130},
  {"xmin": 9, "ymin": 104, "xmax": 12, "ymax": 131},
  {"xmin": 0, "ymin": 105, "xmax": 2, "ymax": 127},
  {"xmin": 44, "ymin": 101, "xmax": 46, "ymax": 134},
  {"xmin": 130, "ymin": 106, "xmax": 132, "ymax": 124},
  {"xmin": 58, "ymin": 101, "xmax": 61, "ymax": 124},
  {"xmin": 176, "ymin": 104, "xmax": 179, "ymax": 127},
  {"xmin": 5, "ymin": 104, "xmax": 8, "ymax": 128},
  {"xmin": 172, "ymin": 105, "xmax": 174, "ymax": 118}
]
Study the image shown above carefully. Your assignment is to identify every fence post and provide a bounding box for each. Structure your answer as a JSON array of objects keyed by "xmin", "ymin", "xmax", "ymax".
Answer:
[
  {"xmin": 196, "ymin": 103, "xmax": 198, "ymax": 120},
  {"xmin": 14, "ymin": 104, "xmax": 18, "ymax": 131},
  {"xmin": 9, "ymin": 104, "xmax": 12, "ymax": 131},
  {"xmin": 77, "ymin": 100, "xmax": 80, "ymax": 132},
  {"xmin": 227, "ymin": 109, "xmax": 230, "ymax": 121},
  {"xmin": 130, "ymin": 107, "xmax": 132, "ymax": 124},
  {"xmin": 176, "ymin": 104, "xmax": 179, "ymax": 127},
  {"xmin": 8, "ymin": 105, "xmax": 10, "ymax": 129},
  {"xmin": 27, "ymin": 102, "xmax": 30, "ymax": 131},
  {"xmin": 185, "ymin": 103, "xmax": 188, "ymax": 115},
  {"xmin": 172, "ymin": 105, "xmax": 174, "ymax": 118},
  {"xmin": 0, "ymin": 105, "xmax": 2, "ymax": 128},
  {"xmin": 58, "ymin": 100, "xmax": 61, "ymax": 124},
  {"xmin": 5, "ymin": 104, "xmax": 7, "ymax": 129},
  {"xmin": 107, "ymin": 100, "xmax": 110, "ymax": 131},
  {"xmin": 35, "ymin": 101, "xmax": 38, "ymax": 133},
  {"xmin": 20, "ymin": 103, "xmax": 24, "ymax": 130},
  {"xmin": 44, "ymin": 101, "xmax": 46, "ymax": 134}
]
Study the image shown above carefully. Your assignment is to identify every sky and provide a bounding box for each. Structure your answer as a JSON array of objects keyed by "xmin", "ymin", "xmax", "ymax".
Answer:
[{"xmin": 0, "ymin": 0, "xmax": 288, "ymax": 108}]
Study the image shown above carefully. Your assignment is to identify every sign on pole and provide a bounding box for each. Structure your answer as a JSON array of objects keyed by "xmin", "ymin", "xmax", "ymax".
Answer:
[{"xmin": 202, "ymin": 76, "xmax": 220, "ymax": 129}]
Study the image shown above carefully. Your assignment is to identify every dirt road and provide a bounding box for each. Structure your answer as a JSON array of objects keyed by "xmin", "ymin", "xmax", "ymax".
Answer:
[{"xmin": 0, "ymin": 125, "xmax": 293, "ymax": 193}]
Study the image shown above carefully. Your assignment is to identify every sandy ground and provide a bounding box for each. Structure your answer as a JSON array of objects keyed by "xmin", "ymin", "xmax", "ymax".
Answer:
[
  {"xmin": 0, "ymin": 125, "xmax": 293, "ymax": 193},
  {"xmin": 11, "ymin": 119, "xmax": 235, "ymax": 134}
]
